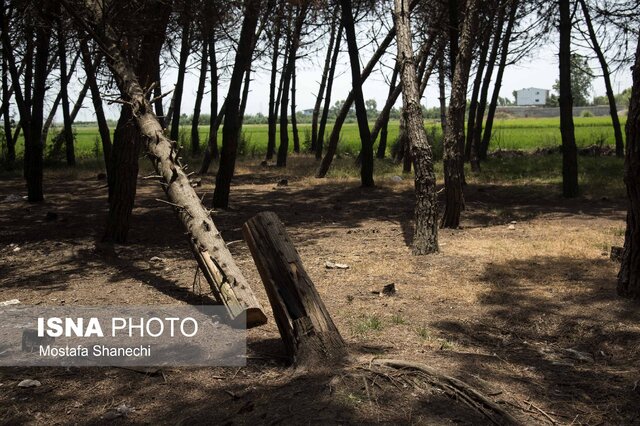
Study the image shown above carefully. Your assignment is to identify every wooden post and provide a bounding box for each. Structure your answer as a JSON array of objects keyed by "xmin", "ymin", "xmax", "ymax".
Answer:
[{"xmin": 243, "ymin": 212, "xmax": 346, "ymax": 367}]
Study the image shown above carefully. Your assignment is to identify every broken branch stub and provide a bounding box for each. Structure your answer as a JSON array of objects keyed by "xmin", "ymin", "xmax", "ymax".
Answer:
[{"xmin": 243, "ymin": 212, "xmax": 346, "ymax": 367}]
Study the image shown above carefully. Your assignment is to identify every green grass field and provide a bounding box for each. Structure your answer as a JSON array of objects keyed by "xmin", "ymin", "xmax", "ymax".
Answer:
[{"xmin": 5, "ymin": 116, "xmax": 626, "ymax": 161}]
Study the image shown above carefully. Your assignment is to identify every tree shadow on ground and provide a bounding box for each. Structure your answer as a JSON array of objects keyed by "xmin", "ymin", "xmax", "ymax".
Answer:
[{"xmin": 431, "ymin": 255, "xmax": 640, "ymax": 424}]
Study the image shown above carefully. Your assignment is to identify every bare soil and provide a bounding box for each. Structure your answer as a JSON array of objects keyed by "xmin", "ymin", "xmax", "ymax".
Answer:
[{"xmin": 1, "ymin": 160, "xmax": 638, "ymax": 425}]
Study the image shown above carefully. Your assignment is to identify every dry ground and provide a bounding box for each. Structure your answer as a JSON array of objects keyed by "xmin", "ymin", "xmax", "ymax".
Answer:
[{"xmin": 0, "ymin": 158, "xmax": 639, "ymax": 425}]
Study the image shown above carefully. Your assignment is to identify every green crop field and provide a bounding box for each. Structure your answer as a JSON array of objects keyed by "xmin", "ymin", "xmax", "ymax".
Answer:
[{"xmin": 6, "ymin": 116, "xmax": 626, "ymax": 162}]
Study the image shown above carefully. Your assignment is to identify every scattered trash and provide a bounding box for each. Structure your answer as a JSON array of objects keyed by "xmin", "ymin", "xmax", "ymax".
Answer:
[
  {"xmin": 17, "ymin": 379, "xmax": 41, "ymax": 388},
  {"xmin": 12, "ymin": 246, "xmax": 21, "ymax": 252},
  {"xmin": 390, "ymin": 175, "xmax": 403, "ymax": 182},
  {"xmin": 325, "ymin": 261, "xmax": 349, "ymax": 270},
  {"xmin": 508, "ymin": 224, "xmax": 516, "ymax": 230},
  {"xmin": 3, "ymin": 194, "xmax": 22, "ymax": 202},
  {"xmin": 0, "ymin": 299, "xmax": 20, "ymax": 306}
]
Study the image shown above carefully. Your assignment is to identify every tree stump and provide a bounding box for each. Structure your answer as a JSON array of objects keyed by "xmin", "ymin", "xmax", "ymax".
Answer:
[{"xmin": 243, "ymin": 212, "xmax": 346, "ymax": 367}]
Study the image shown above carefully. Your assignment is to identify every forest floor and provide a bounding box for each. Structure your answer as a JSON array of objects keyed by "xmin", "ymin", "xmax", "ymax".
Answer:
[{"xmin": 0, "ymin": 156, "xmax": 639, "ymax": 425}]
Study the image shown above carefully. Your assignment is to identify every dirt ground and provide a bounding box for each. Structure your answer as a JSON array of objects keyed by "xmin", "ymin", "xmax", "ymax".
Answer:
[{"xmin": 1, "ymin": 159, "xmax": 639, "ymax": 425}]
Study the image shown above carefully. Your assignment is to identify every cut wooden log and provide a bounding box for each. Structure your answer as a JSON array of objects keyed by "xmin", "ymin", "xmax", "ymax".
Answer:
[
  {"xmin": 243, "ymin": 212, "xmax": 346, "ymax": 366},
  {"xmin": 63, "ymin": 0, "xmax": 267, "ymax": 328}
]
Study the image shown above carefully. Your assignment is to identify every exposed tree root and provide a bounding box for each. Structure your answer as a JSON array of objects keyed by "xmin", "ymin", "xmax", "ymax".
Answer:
[{"xmin": 371, "ymin": 359, "xmax": 521, "ymax": 425}]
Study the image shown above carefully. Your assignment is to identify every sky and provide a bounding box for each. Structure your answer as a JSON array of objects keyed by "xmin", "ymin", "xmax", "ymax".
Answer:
[{"xmin": 69, "ymin": 31, "xmax": 635, "ymax": 123}]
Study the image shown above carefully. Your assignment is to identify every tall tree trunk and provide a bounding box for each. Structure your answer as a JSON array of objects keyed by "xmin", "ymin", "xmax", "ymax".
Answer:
[
  {"xmin": 312, "ymin": 11, "xmax": 338, "ymax": 153},
  {"xmin": 26, "ymin": 15, "xmax": 51, "ymax": 202},
  {"xmin": 317, "ymin": 24, "xmax": 342, "ymax": 160},
  {"xmin": 169, "ymin": 11, "xmax": 191, "ymax": 143},
  {"xmin": 470, "ymin": 2, "xmax": 506, "ymax": 171},
  {"xmin": 57, "ymin": 21, "xmax": 75, "ymax": 166},
  {"xmin": 578, "ymin": 0, "xmax": 624, "ymax": 157},
  {"xmin": 393, "ymin": 0, "xmax": 439, "ymax": 254},
  {"xmin": 617, "ymin": 37, "xmax": 640, "ymax": 299},
  {"xmin": 277, "ymin": 5, "xmax": 308, "ymax": 167},
  {"xmin": 80, "ymin": 40, "xmax": 111, "ymax": 171},
  {"xmin": 42, "ymin": 51, "xmax": 80, "ymax": 148},
  {"xmin": 371, "ymin": 43, "xmax": 439, "ymax": 160},
  {"xmin": 291, "ymin": 65, "xmax": 300, "ymax": 153},
  {"xmin": 0, "ymin": 7, "xmax": 29, "ymax": 172},
  {"xmin": 316, "ymin": 25, "xmax": 397, "ymax": 178},
  {"xmin": 377, "ymin": 63, "xmax": 399, "ymax": 159},
  {"xmin": 238, "ymin": 66, "xmax": 252, "ymax": 123},
  {"xmin": 191, "ymin": 40, "xmax": 208, "ymax": 156},
  {"xmin": 480, "ymin": 0, "xmax": 517, "ymax": 160},
  {"xmin": 464, "ymin": 13, "xmax": 494, "ymax": 165},
  {"xmin": 559, "ymin": 0, "xmax": 579, "ymax": 198},
  {"xmin": 103, "ymin": 1, "xmax": 171, "ymax": 242},
  {"xmin": 212, "ymin": 0, "xmax": 262, "ymax": 208},
  {"xmin": 200, "ymin": 35, "xmax": 220, "ymax": 174},
  {"xmin": 438, "ymin": 55, "xmax": 447, "ymax": 131},
  {"xmin": 1, "ymin": 49, "xmax": 15, "ymax": 167},
  {"xmin": 441, "ymin": 0, "xmax": 478, "ymax": 229},
  {"xmin": 447, "ymin": 0, "xmax": 459, "ymax": 77},
  {"xmin": 266, "ymin": 7, "xmax": 283, "ymax": 161},
  {"xmin": 340, "ymin": 0, "xmax": 374, "ymax": 187},
  {"xmin": 153, "ymin": 67, "xmax": 165, "ymax": 128}
]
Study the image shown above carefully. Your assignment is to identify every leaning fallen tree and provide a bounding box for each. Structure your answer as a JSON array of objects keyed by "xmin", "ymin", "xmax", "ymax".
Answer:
[{"xmin": 62, "ymin": 0, "xmax": 267, "ymax": 327}]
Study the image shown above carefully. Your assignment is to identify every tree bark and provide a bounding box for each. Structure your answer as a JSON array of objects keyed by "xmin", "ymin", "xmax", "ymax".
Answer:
[
  {"xmin": 200, "ymin": 35, "xmax": 220, "ymax": 173},
  {"xmin": 103, "ymin": 1, "xmax": 171, "ymax": 242},
  {"xmin": 578, "ymin": 0, "xmax": 624, "ymax": 157},
  {"xmin": 266, "ymin": 3, "xmax": 283, "ymax": 161},
  {"xmin": 80, "ymin": 40, "xmax": 111, "ymax": 171},
  {"xmin": 243, "ymin": 212, "xmax": 346, "ymax": 366},
  {"xmin": 153, "ymin": 67, "xmax": 165, "ymax": 128},
  {"xmin": 464, "ymin": 10, "xmax": 495, "ymax": 167},
  {"xmin": 64, "ymin": 0, "xmax": 268, "ymax": 327},
  {"xmin": 438, "ymin": 55, "xmax": 447, "ymax": 131},
  {"xmin": 441, "ymin": 0, "xmax": 478, "ymax": 229},
  {"xmin": 212, "ymin": 0, "xmax": 262, "ymax": 208},
  {"xmin": 480, "ymin": 0, "xmax": 517, "ymax": 160},
  {"xmin": 377, "ymin": 63, "xmax": 399, "ymax": 159},
  {"xmin": 470, "ymin": 2, "xmax": 506, "ymax": 170},
  {"xmin": 312, "ymin": 11, "xmax": 338, "ymax": 154},
  {"xmin": 1, "ymin": 47, "xmax": 15, "ymax": 167},
  {"xmin": 169, "ymin": 10, "xmax": 191, "ymax": 143},
  {"xmin": 316, "ymin": 24, "xmax": 343, "ymax": 160},
  {"xmin": 559, "ymin": 0, "xmax": 579, "ymax": 198},
  {"xmin": 291, "ymin": 65, "xmax": 300, "ymax": 153},
  {"xmin": 340, "ymin": 0, "xmax": 374, "ymax": 187},
  {"xmin": 617, "ymin": 37, "xmax": 640, "ymax": 299},
  {"xmin": 191, "ymin": 40, "xmax": 208, "ymax": 156},
  {"xmin": 57, "ymin": 21, "xmax": 75, "ymax": 166},
  {"xmin": 42, "ymin": 51, "xmax": 80, "ymax": 149},
  {"xmin": 277, "ymin": 5, "xmax": 308, "ymax": 167},
  {"xmin": 393, "ymin": 0, "xmax": 439, "ymax": 254},
  {"xmin": 25, "ymin": 12, "xmax": 51, "ymax": 202}
]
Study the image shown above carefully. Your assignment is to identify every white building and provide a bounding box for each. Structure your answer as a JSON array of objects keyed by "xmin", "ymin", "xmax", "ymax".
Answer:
[{"xmin": 515, "ymin": 88, "xmax": 549, "ymax": 106}]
